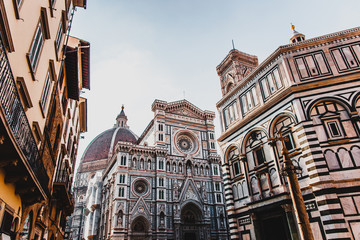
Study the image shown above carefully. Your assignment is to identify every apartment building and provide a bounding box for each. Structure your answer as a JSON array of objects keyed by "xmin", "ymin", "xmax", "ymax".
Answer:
[{"xmin": 0, "ymin": 1, "xmax": 89, "ymax": 240}]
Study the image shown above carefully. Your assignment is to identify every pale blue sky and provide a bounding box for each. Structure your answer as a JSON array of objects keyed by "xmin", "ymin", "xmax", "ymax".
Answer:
[{"xmin": 71, "ymin": 0, "xmax": 360, "ymax": 161}]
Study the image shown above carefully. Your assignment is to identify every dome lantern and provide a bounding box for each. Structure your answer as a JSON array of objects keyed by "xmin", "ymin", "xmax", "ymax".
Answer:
[
  {"xmin": 115, "ymin": 105, "xmax": 128, "ymax": 128},
  {"xmin": 289, "ymin": 24, "xmax": 305, "ymax": 44}
]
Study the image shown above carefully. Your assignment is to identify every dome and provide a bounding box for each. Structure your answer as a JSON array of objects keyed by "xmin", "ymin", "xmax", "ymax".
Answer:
[
  {"xmin": 81, "ymin": 127, "xmax": 138, "ymax": 163},
  {"xmin": 80, "ymin": 107, "xmax": 137, "ymax": 164}
]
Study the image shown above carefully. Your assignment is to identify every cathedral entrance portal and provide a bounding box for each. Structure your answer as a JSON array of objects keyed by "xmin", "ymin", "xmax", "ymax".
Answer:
[
  {"xmin": 180, "ymin": 202, "xmax": 204, "ymax": 240},
  {"xmin": 130, "ymin": 216, "xmax": 150, "ymax": 240}
]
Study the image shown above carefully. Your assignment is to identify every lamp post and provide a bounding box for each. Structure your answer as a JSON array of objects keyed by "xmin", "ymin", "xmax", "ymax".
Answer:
[{"xmin": 269, "ymin": 132, "xmax": 314, "ymax": 240}]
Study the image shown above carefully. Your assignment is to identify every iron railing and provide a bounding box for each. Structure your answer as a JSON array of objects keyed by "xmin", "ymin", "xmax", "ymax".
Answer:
[
  {"xmin": 54, "ymin": 168, "xmax": 72, "ymax": 191},
  {"xmin": 0, "ymin": 37, "xmax": 49, "ymax": 195}
]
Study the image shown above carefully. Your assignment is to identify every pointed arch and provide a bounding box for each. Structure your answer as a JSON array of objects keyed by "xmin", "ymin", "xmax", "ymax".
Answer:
[{"xmin": 131, "ymin": 216, "xmax": 150, "ymax": 233}]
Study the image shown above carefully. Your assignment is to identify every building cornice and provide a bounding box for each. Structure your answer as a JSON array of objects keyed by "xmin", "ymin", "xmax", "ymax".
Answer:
[
  {"xmin": 217, "ymin": 72, "xmax": 360, "ymax": 142},
  {"xmin": 216, "ymin": 26, "xmax": 360, "ymax": 108}
]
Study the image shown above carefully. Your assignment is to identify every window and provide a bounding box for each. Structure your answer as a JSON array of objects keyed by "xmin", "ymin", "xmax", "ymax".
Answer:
[
  {"xmin": 284, "ymin": 132, "xmax": 295, "ymax": 151},
  {"xmin": 215, "ymin": 183, "xmax": 221, "ymax": 191},
  {"xmin": 233, "ymin": 161, "xmax": 240, "ymax": 176},
  {"xmin": 120, "ymin": 156, "xmax": 127, "ymax": 166},
  {"xmin": 16, "ymin": 0, "xmax": 23, "ymax": 8},
  {"xmin": 325, "ymin": 119, "xmax": 343, "ymax": 138},
  {"xmin": 210, "ymin": 142, "xmax": 215, "ymax": 149},
  {"xmin": 331, "ymin": 44, "xmax": 360, "ymax": 72},
  {"xmin": 254, "ymin": 147, "xmax": 266, "ymax": 165},
  {"xmin": 223, "ymin": 101, "xmax": 239, "ymax": 128},
  {"xmin": 29, "ymin": 22, "xmax": 44, "ymax": 71},
  {"xmin": 209, "ymin": 133, "xmax": 214, "ymax": 140},
  {"xmin": 159, "ymin": 159, "xmax": 164, "ymax": 170},
  {"xmin": 227, "ymin": 147, "xmax": 240, "ymax": 176},
  {"xmin": 159, "ymin": 190, "xmax": 165, "ymax": 200},
  {"xmin": 49, "ymin": 0, "xmax": 55, "ymax": 7},
  {"xmin": 118, "ymin": 187, "xmax": 125, "ymax": 197},
  {"xmin": 159, "ymin": 177, "xmax": 164, "ymax": 187},
  {"xmin": 259, "ymin": 67, "xmax": 284, "ymax": 100},
  {"xmin": 16, "ymin": 77, "xmax": 33, "ymax": 109},
  {"xmin": 328, "ymin": 121, "xmax": 340, "ymax": 137},
  {"xmin": 310, "ymin": 101, "xmax": 347, "ymax": 140},
  {"xmin": 40, "ymin": 73, "xmax": 52, "ymax": 112},
  {"xmin": 119, "ymin": 174, "xmax": 126, "ymax": 184},
  {"xmin": 55, "ymin": 21, "xmax": 63, "ymax": 52},
  {"xmin": 295, "ymin": 52, "xmax": 331, "ymax": 79},
  {"xmin": 216, "ymin": 193, "xmax": 222, "ymax": 203},
  {"xmin": 213, "ymin": 165, "xmax": 219, "ymax": 176},
  {"xmin": 240, "ymin": 86, "xmax": 259, "ymax": 116},
  {"xmin": 159, "ymin": 134, "xmax": 163, "ymax": 141},
  {"xmin": 158, "ymin": 124, "xmax": 163, "ymax": 131}
]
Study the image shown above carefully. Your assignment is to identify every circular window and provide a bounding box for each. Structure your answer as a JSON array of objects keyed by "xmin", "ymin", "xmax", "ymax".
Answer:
[
  {"xmin": 175, "ymin": 132, "xmax": 198, "ymax": 154},
  {"xmin": 134, "ymin": 179, "xmax": 148, "ymax": 195}
]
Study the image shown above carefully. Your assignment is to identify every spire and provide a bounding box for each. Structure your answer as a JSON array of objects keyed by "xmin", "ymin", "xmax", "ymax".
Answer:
[
  {"xmin": 114, "ymin": 105, "xmax": 128, "ymax": 128},
  {"xmin": 289, "ymin": 24, "xmax": 305, "ymax": 44}
]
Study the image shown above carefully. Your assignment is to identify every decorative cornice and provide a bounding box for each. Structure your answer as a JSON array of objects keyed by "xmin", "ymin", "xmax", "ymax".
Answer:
[
  {"xmin": 151, "ymin": 99, "xmax": 215, "ymax": 120},
  {"xmin": 216, "ymin": 26, "xmax": 360, "ymax": 108}
]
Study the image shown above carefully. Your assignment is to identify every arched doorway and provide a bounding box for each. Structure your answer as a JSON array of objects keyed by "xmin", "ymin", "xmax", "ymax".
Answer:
[
  {"xmin": 180, "ymin": 202, "xmax": 204, "ymax": 240},
  {"xmin": 130, "ymin": 216, "xmax": 150, "ymax": 240}
]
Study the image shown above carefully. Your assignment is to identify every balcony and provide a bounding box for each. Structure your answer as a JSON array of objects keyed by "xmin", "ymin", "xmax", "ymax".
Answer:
[
  {"xmin": 0, "ymin": 37, "xmax": 49, "ymax": 200},
  {"xmin": 53, "ymin": 168, "xmax": 74, "ymax": 214}
]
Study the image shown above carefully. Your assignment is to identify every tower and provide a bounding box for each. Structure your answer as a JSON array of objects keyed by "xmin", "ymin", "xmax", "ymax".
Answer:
[{"xmin": 216, "ymin": 49, "xmax": 258, "ymax": 96}]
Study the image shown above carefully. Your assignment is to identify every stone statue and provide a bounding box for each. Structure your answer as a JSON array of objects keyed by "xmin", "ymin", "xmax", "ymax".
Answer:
[{"xmin": 117, "ymin": 210, "xmax": 123, "ymax": 227}]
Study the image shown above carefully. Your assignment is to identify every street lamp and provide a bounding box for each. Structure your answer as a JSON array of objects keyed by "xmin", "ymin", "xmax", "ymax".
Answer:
[{"xmin": 268, "ymin": 132, "xmax": 314, "ymax": 240}]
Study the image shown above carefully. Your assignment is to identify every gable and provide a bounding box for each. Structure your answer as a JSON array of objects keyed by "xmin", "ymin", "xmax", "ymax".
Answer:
[{"xmin": 166, "ymin": 103, "xmax": 205, "ymax": 119}]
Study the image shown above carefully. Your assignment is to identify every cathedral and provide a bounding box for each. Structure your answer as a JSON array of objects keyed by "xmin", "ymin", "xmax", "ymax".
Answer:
[{"xmin": 67, "ymin": 100, "xmax": 229, "ymax": 240}]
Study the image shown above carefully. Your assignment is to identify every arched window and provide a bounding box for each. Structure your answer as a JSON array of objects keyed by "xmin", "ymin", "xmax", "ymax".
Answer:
[
  {"xmin": 227, "ymin": 147, "xmax": 240, "ymax": 177},
  {"xmin": 310, "ymin": 101, "xmax": 353, "ymax": 141},
  {"xmin": 166, "ymin": 162, "xmax": 170, "ymax": 171},
  {"xmin": 273, "ymin": 115, "xmax": 296, "ymax": 154},
  {"xmin": 195, "ymin": 165, "xmax": 199, "ymax": 175},
  {"xmin": 245, "ymin": 131, "xmax": 269, "ymax": 170},
  {"xmin": 205, "ymin": 166, "xmax": 210, "ymax": 175}
]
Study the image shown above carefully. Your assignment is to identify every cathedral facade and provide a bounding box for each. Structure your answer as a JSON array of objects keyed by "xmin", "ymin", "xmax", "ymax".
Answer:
[
  {"xmin": 68, "ymin": 100, "xmax": 228, "ymax": 240},
  {"xmin": 216, "ymin": 26, "xmax": 360, "ymax": 240}
]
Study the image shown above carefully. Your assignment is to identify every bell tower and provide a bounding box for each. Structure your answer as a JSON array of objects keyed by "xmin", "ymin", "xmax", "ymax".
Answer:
[{"xmin": 216, "ymin": 49, "xmax": 258, "ymax": 96}]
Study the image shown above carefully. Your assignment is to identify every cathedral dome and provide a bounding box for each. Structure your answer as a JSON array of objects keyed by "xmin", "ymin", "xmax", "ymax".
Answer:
[
  {"xmin": 81, "ymin": 127, "xmax": 138, "ymax": 163},
  {"xmin": 80, "ymin": 106, "xmax": 138, "ymax": 164}
]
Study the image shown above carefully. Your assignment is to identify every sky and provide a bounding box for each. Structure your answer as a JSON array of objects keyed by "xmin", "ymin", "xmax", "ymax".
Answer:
[{"xmin": 70, "ymin": 0, "xmax": 360, "ymax": 166}]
